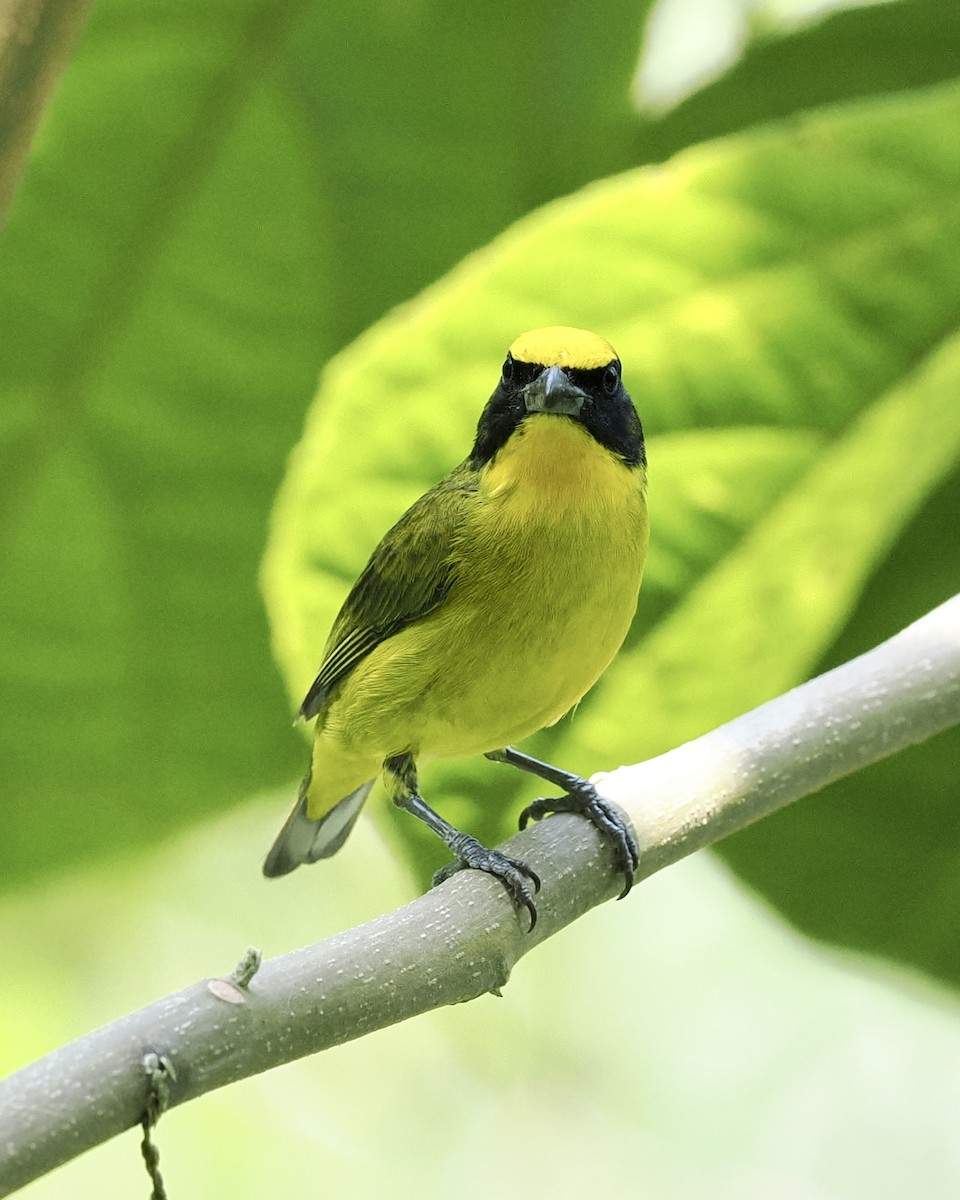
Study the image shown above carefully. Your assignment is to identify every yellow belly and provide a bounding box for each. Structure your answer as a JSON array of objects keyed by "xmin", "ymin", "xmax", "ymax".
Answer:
[{"xmin": 308, "ymin": 415, "xmax": 648, "ymax": 815}]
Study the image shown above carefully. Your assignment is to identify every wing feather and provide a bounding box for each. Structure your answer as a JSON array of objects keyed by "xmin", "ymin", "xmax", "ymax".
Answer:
[{"xmin": 299, "ymin": 468, "xmax": 475, "ymax": 719}]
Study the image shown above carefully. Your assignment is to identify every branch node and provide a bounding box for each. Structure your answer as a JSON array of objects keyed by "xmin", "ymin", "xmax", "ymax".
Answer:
[
  {"xmin": 206, "ymin": 946, "xmax": 263, "ymax": 1004},
  {"xmin": 229, "ymin": 945, "xmax": 263, "ymax": 989}
]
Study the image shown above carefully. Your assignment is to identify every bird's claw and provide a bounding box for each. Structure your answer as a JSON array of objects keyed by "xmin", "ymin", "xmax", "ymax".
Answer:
[
  {"xmin": 433, "ymin": 837, "xmax": 541, "ymax": 930},
  {"xmin": 518, "ymin": 798, "xmax": 555, "ymax": 829},
  {"xmin": 519, "ymin": 783, "xmax": 639, "ymax": 899}
]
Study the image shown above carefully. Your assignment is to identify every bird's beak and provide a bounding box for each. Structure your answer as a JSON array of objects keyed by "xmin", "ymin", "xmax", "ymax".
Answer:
[{"xmin": 523, "ymin": 365, "xmax": 588, "ymax": 416}]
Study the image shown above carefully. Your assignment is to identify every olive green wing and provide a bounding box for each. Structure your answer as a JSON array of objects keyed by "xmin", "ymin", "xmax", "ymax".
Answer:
[{"xmin": 299, "ymin": 469, "xmax": 476, "ymax": 719}]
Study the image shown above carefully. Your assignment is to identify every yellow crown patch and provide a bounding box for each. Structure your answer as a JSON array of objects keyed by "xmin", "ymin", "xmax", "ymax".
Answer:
[{"xmin": 508, "ymin": 326, "xmax": 618, "ymax": 370}]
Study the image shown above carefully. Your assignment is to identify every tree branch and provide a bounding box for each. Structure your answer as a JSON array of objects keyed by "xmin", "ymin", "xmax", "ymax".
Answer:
[
  {"xmin": 0, "ymin": 0, "xmax": 94, "ymax": 233},
  {"xmin": 2, "ymin": 594, "xmax": 959, "ymax": 1196}
]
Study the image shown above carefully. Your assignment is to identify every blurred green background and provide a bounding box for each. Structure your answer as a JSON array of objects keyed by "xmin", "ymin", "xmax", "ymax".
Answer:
[{"xmin": 2, "ymin": 0, "xmax": 960, "ymax": 1195}]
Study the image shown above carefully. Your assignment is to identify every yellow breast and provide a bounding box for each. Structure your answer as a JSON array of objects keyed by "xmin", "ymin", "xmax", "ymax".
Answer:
[
  {"xmin": 411, "ymin": 412, "xmax": 650, "ymax": 753},
  {"xmin": 479, "ymin": 413, "xmax": 644, "ymax": 521}
]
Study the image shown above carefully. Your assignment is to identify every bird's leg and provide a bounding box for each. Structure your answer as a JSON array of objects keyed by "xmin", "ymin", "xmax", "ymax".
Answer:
[
  {"xmin": 384, "ymin": 753, "xmax": 541, "ymax": 929},
  {"xmin": 485, "ymin": 746, "xmax": 640, "ymax": 899}
]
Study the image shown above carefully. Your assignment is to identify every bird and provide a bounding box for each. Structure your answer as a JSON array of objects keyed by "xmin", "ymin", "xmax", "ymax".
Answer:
[{"xmin": 264, "ymin": 326, "xmax": 649, "ymax": 928}]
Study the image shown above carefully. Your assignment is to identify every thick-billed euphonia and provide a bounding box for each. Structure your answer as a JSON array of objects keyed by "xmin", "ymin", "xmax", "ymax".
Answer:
[{"xmin": 264, "ymin": 326, "xmax": 649, "ymax": 928}]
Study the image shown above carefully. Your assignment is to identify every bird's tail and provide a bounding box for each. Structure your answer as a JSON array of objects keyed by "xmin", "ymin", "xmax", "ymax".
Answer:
[{"xmin": 262, "ymin": 772, "xmax": 374, "ymax": 878}]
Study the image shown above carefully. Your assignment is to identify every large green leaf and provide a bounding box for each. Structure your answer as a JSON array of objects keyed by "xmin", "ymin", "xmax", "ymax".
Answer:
[
  {"xmin": 0, "ymin": 0, "xmax": 655, "ymax": 887},
  {"xmin": 263, "ymin": 82, "xmax": 960, "ymax": 984}
]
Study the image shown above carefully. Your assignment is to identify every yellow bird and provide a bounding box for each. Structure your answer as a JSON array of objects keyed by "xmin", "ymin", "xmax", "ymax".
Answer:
[{"xmin": 264, "ymin": 326, "xmax": 649, "ymax": 927}]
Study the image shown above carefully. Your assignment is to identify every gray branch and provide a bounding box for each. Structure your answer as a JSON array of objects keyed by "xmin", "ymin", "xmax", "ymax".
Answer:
[{"xmin": 2, "ymin": 594, "xmax": 959, "ymax": 1196}]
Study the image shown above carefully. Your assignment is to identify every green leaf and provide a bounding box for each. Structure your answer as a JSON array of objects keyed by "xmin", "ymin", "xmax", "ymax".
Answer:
[
  {"xmin": 720, "ymin": 467, "xmax": 960, "ymax": 984},
  {"xmin": 641, "ymin": 0, "xmax": 960, "ymax": 161},
  {"xmin": 264, "ymin": 82, "xmax": 960, "ymax": 983},
  {"xmin": 0, "ymin": 0, "xmax": 655, "ymax": 887}
]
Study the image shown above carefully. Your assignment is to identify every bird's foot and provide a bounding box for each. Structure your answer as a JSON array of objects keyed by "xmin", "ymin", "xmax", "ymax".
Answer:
[
  {"xmin": 433, "ymin": 835, "xmax": 541, "ymax": 930},
  {"xmin": 519, "ymin": 782, "xmax": 639, "ymax": 899}
]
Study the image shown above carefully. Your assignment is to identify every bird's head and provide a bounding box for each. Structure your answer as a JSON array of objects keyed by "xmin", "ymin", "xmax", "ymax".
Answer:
[{"xmin": 470, "ymin": 326, "xmax": 645, "ymax": 468}]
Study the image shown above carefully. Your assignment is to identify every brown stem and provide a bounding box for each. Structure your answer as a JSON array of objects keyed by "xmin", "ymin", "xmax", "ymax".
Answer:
[{"xmin": 0, "ymin": 0, "xmax": 95, "ymax": 232}]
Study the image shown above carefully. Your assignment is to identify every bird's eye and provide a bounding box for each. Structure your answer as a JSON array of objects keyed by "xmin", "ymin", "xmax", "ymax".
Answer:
[
  {"xmin": 602, "ymin": 362, "xmax": 620, "ymax": 395},
  {"xmin": 501, "ymin": 353, "xmax": 515, "ymax": 385}
]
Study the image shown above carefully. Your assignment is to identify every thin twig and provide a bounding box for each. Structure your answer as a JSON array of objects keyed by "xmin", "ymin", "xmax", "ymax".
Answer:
[{"xmin": 139, "ymin": 1051, "xmax": 174, "ymax": 1200}]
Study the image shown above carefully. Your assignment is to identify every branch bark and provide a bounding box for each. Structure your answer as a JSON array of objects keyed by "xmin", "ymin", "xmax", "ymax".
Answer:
[
  {"xmin": 1, "ymin": 594, "xmax": 959, "ymax": 1196},
  {"xmin": 0, "ymin": 0, "xmax": 94, "ymax": 233}
]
